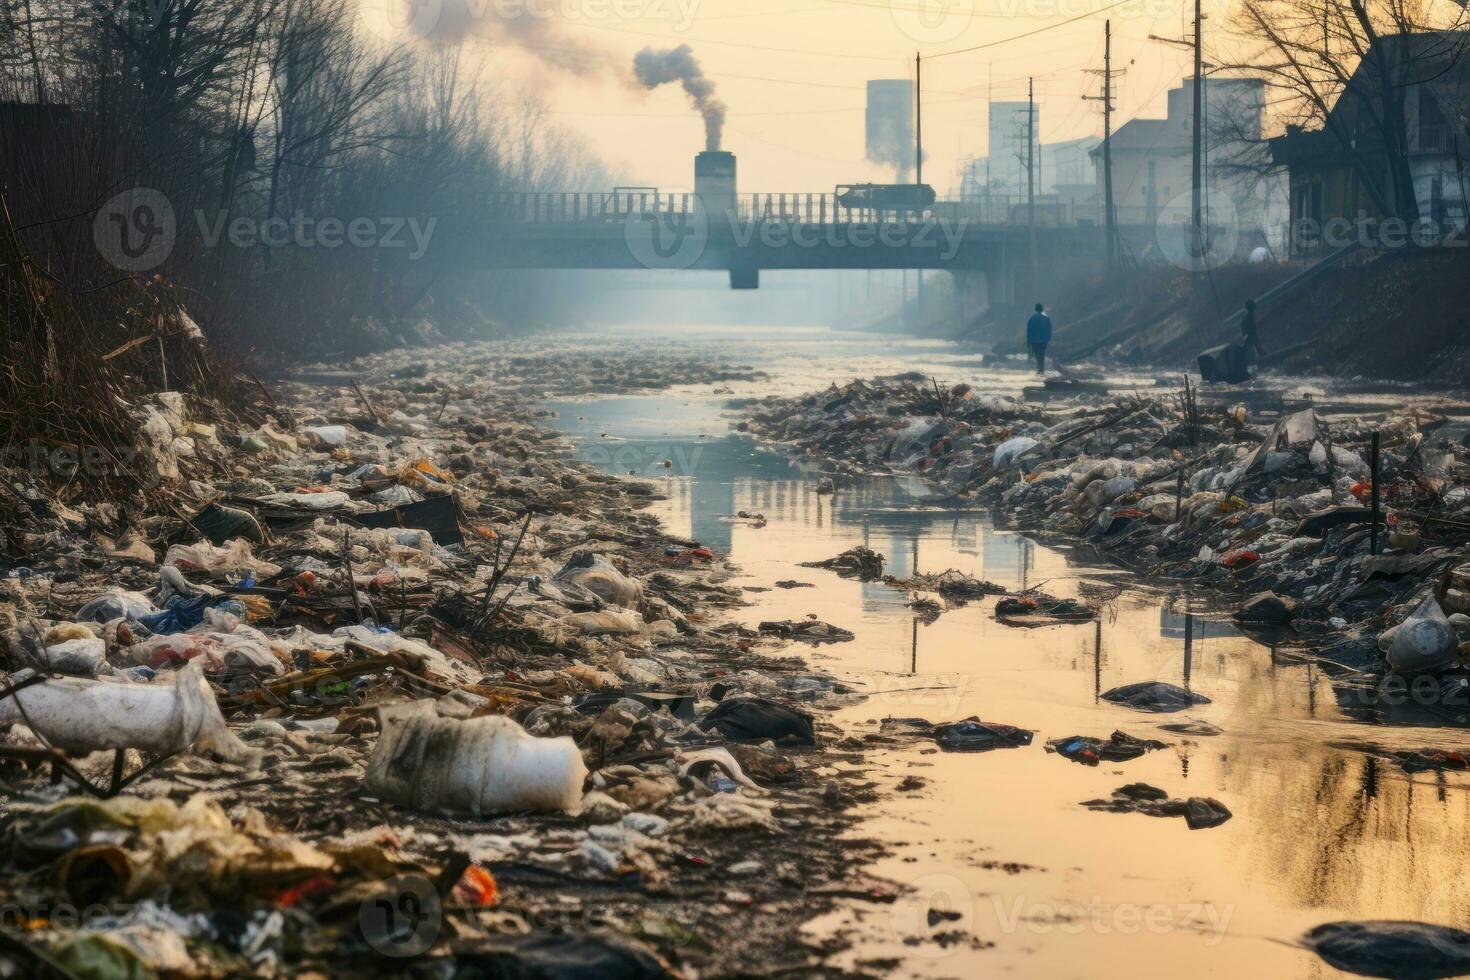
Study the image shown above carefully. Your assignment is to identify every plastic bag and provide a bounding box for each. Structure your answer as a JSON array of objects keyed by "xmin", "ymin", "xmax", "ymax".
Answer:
[
  {"xmin": 993, "ymin": 436, "xmax": 1039, "ymax": 470},
  {"xmin": 164, "ymin": 540, "xmax": 282, "ymax": 579},
  {"xmin": 77, "ymin": 590, "xmax": 158, "ymax": 623},
  {"xmin": 555, "ymin": 552, "xmax": 643, "ymax": 608},
  {"xmin": 41, "ymin": 637, "xmax": 107, "ymax": 676},
  {"xmin": 1385, "ymin": 596, "xmax": 1460, "ymax": 673},
  {"xmin": 0, "ymin": 660, "xmax": 255, "ymax": 762}
]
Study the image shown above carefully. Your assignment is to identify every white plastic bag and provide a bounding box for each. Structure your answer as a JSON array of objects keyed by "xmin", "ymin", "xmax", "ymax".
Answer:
[
  {"xmin": 76, "ymin": 590, "xmax": 157, "ymax": 623},
  {"xmin": 165, "ymin": 539, "xmax": 282, "ymax": 579},
  {"xmin": 555, "ymin": 552, "xmax": 643, "ymax": 608},
  {"xmin": 1385, "ymin": 596, "xmax": 1460, "ymax": 673},
  {"xmin": 303, "ymin": 425, "xmax": 349, "ymax": 448},
  {"xmin": 0, "ymin": 660, "xmax": 254, "ymax": 761},
  {"xmin": 993, "ymin": 436, "xmax": 1039, "ymax": 470},
  {"xmin": 41, "ymin": 637, "xmax": 107, "ymax": 676}
]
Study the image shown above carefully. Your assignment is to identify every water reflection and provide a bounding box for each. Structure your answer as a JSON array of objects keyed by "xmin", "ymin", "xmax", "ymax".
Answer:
[{"xmin": 551, "ymin": 397, "xmax": 1470, "ymax": 979}]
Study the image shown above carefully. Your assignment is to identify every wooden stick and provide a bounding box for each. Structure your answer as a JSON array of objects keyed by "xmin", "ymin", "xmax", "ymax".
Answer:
[
  {"xmin": 351, "ymin": 377, "xmax": 388, "ymax": 429},
  {"xmin": 1369, "ymin": 431, "xmax": 1382, "ymax": 556},
  {"xmin": 341, "ymin": 528, "xmax": 364, "ymax": 623}
]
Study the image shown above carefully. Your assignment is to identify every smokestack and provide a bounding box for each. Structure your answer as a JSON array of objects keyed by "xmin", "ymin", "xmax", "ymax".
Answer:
[
  {"xmin": 695, "ymin": 150, "xmax": 737, "ymax": 215},
  {"xmin": 634, "ymin": 44, "xmax": 726, "ymax": 151},
  {"xmin": 865, "ymin": 79, "xmax": 914, "ymax": 182}
]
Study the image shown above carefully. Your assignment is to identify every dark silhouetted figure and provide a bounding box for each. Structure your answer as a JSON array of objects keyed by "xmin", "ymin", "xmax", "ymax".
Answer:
[
  {"xmin": 1241, "ymin": 298, "xmax": 1266, "ymax": 358},
  {"xmin": 1026, "ymin": 303, "xmax": 1052, "ymax": 374}
]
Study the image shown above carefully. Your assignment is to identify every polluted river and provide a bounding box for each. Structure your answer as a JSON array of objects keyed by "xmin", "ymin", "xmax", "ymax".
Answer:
[{"xmin": 547, "ymin": 325, "xmax": 1470, "ymax": 979}]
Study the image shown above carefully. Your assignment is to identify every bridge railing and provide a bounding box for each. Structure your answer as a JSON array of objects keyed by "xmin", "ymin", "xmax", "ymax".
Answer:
[
  {"xmin": 487, "ymin": 191, "xmax": 1187, "ymax": 229},
  {"xmin": 488, "ymin": 191, "xmax": 699, "ymax": 223}
]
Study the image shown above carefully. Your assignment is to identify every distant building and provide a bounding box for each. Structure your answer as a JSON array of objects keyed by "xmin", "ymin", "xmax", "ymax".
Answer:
[
  {"xmin": 1089, "ymin": 76, "xmax": 1283, "ymax": 240},
  {"xmin": 1040, "ymin": 136, "xmax": 1100, "ymax": 192},
  {"xmin": 976, "ymin": 101, "xmax": 1036, "ymax": 199},
  {"xmin": 1268, "ymin": 31, "xmax": 1470, "ymax": 256}
]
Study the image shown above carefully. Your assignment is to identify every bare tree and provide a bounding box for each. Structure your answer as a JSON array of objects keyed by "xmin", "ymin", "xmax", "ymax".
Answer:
[{"xmin": 1232, "ymin": 0, "xmax": 1470, "ymax": 222}]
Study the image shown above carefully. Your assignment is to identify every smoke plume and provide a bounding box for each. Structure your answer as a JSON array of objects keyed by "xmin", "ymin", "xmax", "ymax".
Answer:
[
  {"xmin": 633, "ymin": 44, "xmax": 726, "ymax": 151},
  {"xmin": 865, "ymin": 81, "xmax": 913, "ymax": 182},
  {"xmin": 370, "ymin": 0, "xmax": 619, "ymax": 78}
]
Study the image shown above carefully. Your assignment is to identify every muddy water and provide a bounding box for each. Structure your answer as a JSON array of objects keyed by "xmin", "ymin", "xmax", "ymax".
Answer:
[{"xmin": 548, "ymin": 327, "xmax": 1470, "ymax": 978}]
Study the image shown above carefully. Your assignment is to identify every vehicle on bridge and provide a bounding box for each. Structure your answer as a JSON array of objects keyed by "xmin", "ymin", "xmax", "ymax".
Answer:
[{"xmin": 834, "ymin": 183, "xmax": 936, "ymax": 212}]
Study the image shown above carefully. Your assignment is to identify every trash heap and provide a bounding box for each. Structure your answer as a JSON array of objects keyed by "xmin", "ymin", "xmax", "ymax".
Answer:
[
  {"xmin": 0, "ymin": 341, "xmax": 873, "ymax": 977},
  {"xmin": 741, "ymin": 379, "xmax": 1470, "ymax": 647}
]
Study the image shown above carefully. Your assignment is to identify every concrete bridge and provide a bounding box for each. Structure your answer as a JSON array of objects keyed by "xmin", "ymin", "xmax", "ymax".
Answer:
[{"xmin": 480, "ymin": 189, "xmax": 1165, "ymax": 292}]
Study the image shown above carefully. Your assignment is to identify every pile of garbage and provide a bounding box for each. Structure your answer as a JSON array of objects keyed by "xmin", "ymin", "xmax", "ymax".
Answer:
[
  {"xmin": 740, "ymin": 378, "xmax": 1470, "ymax": 663},
  {"xmin": 0, "ymin": 342, "xmax": 876, "ymax": 976}
]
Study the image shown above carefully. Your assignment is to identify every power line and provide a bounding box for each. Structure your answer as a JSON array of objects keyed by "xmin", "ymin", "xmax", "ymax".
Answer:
[
  {"xmin": 557, "ymin": 17, "xmax": 909, "ymax": 61},
  {"xmin": 929, "ymin": 0, "xmax": 1138, "ymax": 59}
]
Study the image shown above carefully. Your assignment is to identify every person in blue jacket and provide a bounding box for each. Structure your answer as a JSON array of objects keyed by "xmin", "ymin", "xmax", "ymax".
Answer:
[{"xmin": 1026, "ymin": 303, "xmax": 1052, "ymax": 374}]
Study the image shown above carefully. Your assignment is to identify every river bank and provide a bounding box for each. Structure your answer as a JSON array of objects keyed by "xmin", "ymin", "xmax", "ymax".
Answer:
[
  {"xmin": 533, "ymin": 330, "xmax": 1470, "ymax": 978},
  {"xmin": 10, "ymin": 326, "xmax": 1470, "ymax": 977},
  {"xmin": 0, "ymin": 337, "xmax": 897, "ymax": 977}
]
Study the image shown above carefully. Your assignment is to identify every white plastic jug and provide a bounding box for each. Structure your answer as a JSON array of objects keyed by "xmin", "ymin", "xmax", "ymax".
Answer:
[{"xmin": 367, "ymin": 702, "xmax": 588, "ymax": 815}]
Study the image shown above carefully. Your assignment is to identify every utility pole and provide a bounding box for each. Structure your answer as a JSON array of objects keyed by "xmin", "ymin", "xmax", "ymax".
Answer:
[
  {"xmin": 1150, "ymin": 4, "xmax": 1206, "ymax": 273},
  {"xmin": 1027, "ymin": 76, "xmax": 1036, "ymax": 300},
  {"xmin": 1191, "ymin": 0, "xmax": 1204, "ymax": 270},
  {"xmin": 1104, "ymin": 23, "xmax": 1117, "ymax": 277},
  {"xmin": 915, "ymin": 52, "xmax": 923, "ymax": 187},
  {"xmin": 915, "ymin": 52, "xmax": 924, "ymax": 328},
  {"xmin": 1085, "ymin": 21, "xmax": 1124, "ymax": 278}
]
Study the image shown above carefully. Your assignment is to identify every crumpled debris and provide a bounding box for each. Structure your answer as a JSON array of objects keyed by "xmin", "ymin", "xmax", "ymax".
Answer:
[
  {"xmin": 739, "ymin": 378, "xmax": 1470, "ymax": 683},
  {"xmin": 799, "ymin": 546, "xmax": 886, "ymax": 581},
  {"xmin": 0, "ymin": 340, "xmax": 878, "ymax": 975},
  {"xmin": 1301, "ymin": 920, "xmax": 1470, "ymax": 980},
  {"xmin": 1080, "ymin": 783, "xmax": 1233, "ymax": 829},
  {"xmin": 933, "ymin": 719, "xmax": 1034, "ymax": 753},
  {"xmin": 1045, "ymin": 731, "xmax": 1167, "ymax": 766},
  {"xmin": 994, "ymin": 593, "xmax": 1097, "ymax": 626},
  {"xmin": 555, "ymin": 550, "xmax": 643, "ymax": 608},
  {"xmin": 699, "ymin": 698, "xmax": 815, "ymax": 744},
  {"xmin": 1101, "ymin": 682, "xmax": 1212, "ymax": 713},
  {"xmin": 757, "ymin": 619, "xmax": 855, "ymax": 644}
]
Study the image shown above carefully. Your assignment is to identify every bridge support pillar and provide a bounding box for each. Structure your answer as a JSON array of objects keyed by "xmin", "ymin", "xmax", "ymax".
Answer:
[{"xmin": 729, "ymin": 265, "xmax": 759, "ymax": 289}]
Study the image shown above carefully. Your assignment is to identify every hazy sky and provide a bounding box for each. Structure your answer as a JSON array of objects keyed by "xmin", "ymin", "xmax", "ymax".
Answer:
[{"xmin": 368, "ymin": 0, "xmax": 1222, "ymax": 193}]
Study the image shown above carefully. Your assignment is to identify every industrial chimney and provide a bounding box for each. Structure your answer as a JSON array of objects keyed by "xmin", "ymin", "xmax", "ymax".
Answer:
[{"xmin": 694, "ymin": 150, "xmax": 737, "ymax": 217}]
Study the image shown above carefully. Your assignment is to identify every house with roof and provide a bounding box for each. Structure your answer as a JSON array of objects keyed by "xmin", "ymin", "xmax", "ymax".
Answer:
[
  {"xmin": 1090, "ymin": 76, "xmax": 1281, "ymax": 244},
  {"xmin": 1268, "ymin": 31, "xmax": 1470, "ymax": 255}
]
